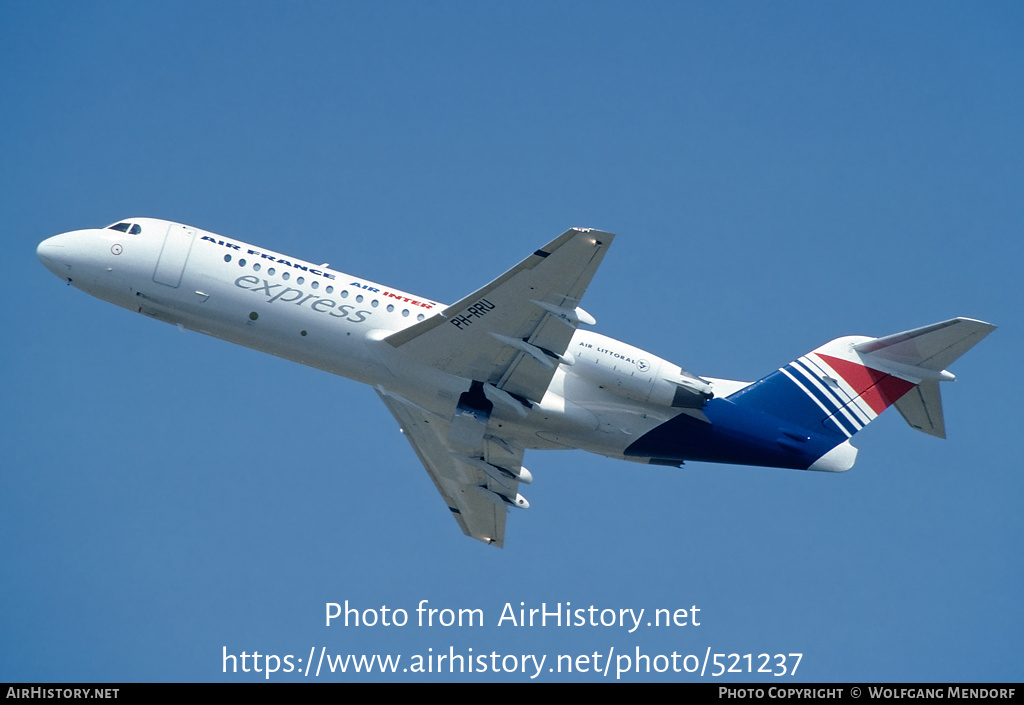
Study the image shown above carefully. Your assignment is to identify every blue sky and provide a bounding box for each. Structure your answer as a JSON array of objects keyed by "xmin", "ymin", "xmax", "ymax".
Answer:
[{"xmin": 2, "ymin": 1, "xmax": 1021, "ymax": 682}]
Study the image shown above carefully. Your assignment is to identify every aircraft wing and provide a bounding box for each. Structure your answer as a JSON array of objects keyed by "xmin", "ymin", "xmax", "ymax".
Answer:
[
  {"xmin": 376, "ymin": 388, "xmax": 526, "ymax": 547},
  {"xmin": 384, "ymin": 228, "xmax": 614, "ymax": 407}
]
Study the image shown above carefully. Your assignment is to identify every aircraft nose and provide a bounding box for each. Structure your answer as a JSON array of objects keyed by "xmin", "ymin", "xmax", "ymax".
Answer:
[{"xmin": 37, "ymin": 234, "xmax": 70, "ymax": 278}]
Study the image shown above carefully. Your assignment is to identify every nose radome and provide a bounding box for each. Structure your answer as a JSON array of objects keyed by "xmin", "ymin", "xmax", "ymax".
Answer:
[{"xmin": 37, "ymin": 234, "xmax": 69, "ymax": 278}]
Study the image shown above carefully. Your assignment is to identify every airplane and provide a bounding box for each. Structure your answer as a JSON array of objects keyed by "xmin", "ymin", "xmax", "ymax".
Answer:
[{"xmin": 37, "ymin": 218, "xmax": 995, "ymax": 547}]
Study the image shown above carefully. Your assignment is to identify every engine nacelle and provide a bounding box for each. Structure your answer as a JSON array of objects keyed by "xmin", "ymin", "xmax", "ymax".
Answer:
[{"xmin": 571, "ymin": 331, "xmax": 712, "ymax": 408}]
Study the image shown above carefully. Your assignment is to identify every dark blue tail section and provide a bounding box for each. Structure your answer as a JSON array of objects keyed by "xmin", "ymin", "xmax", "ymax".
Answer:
[
  {"xmin": 623, "ymin": 394, "xmax": 848, "ymax": 471},
  {"xmin": 625, "ymin": 318, "xmax": 994, "ymax": 473}
]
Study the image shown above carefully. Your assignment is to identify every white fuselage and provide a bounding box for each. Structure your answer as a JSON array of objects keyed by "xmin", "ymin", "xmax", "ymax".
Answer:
[{"xmin": 37, "ymin": 218, "xmax": 728, "ymax": 461}]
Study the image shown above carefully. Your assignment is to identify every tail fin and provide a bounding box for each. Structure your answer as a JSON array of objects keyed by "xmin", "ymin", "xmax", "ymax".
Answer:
[{"xmin": 728, "ymin": 318, "xmax": 995, "ymax": 469}]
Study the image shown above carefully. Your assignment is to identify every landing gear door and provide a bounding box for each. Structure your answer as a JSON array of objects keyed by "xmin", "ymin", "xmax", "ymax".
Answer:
[{"xmin": 153, "ymin": 223, "xmax": 195, "ymax": 288}]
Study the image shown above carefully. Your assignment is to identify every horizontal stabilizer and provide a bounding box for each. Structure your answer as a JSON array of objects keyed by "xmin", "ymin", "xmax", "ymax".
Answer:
[
  {"xmin": 853, "ymin": 318, "xmax": 996, "ymax": 372},
  {"xmin": 853, "ymin": 317, "xmax": 994, "ymax": 438},
  {"xmin": 894, "ymin": 379, "xmax": 946, "ymax": 438}
]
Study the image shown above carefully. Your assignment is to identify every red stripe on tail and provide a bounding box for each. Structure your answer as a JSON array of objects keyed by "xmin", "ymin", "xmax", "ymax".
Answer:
[{"xmin": 817, "ymin": 354, "xmax": 916, "ymax": 415}]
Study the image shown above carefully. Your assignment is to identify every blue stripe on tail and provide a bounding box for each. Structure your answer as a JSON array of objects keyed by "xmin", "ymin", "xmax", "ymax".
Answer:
[{"xmin": 727, "ymin": 367, "xmax": 852, "ymax": 439}]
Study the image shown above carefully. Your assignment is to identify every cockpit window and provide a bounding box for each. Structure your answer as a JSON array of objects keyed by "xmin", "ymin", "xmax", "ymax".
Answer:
[{"xmin": 106, "ymin": 222, "xmax": 142, "ymax": 234}]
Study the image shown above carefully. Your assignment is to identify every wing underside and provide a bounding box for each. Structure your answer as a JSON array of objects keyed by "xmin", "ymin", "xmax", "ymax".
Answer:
[{"xmin": 376, "ymin": 389, "xmax": 526, "ymax": 547}]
